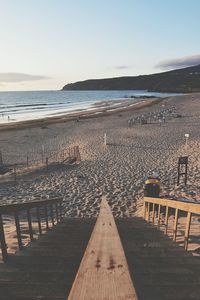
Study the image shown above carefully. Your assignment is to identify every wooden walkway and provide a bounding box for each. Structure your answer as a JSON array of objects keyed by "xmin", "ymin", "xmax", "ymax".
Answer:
[{"xmin": 68, "ymin": 196, "xmax": 138, "ymax": 300}]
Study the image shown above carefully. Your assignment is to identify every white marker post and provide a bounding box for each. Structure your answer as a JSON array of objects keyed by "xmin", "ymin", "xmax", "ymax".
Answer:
[
  {"xmin": 185, "ymin": 133, "xmax": 189, "ymax": 151},
  {"xmin": 104, "ymin": 133, "xmax": 107, "ymax": 146}
]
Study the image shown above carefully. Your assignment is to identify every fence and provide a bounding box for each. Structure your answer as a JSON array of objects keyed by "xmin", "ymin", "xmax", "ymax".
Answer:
[
  {"xmin": 0, "ymin": 197, "xmax": 63, "ymax": 262},
  {"xmin": 0, "ymin": 145, "xmax": 81, "ymax": 178},
  {"xmin": 143, "ymin": 196, "xmax": 200, "ymax": 250}
]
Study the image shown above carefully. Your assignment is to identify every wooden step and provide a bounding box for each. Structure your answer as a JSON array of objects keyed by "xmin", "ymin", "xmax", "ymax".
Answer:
[
  {"xmin": 0, "ymin": 218, "xmax": 95, "ymax": 299},
  {"xmin": 117, "ymin": 217, "xmax": 200, "ymax": 300}
]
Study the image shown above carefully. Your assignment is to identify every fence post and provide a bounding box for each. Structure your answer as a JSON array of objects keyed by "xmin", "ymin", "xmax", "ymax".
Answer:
[
  {"xmin": 27, "ymin": 209, "xmax": 34, "ymax": 242},
  {"xmin": 55, "ymin": 203, "xmax": 59, "ymax": 223},
  {"xmin": 46, "ymin": 157, "xmax": 48, "ymax": 170},
  {"xmin": 0, "ymin": 214, "xmax": 8, "ymax": 262},
  {"xmin": 62, "ymin": 149, "xmax": 65, "ymax": 161},
  {"xmin": 26, "ymin": 153, "xmax": 29, "ymax": 167},
  {"xmin": 143, "ymin": 202, "xmax": 146, "ymax": 219},
  {"xmin": 14, "ymin": 212, "xmax": 23, "ymax": 250},
  {"xmin": 59, "ymin": 200, "xmax": 63, "ymax": 219},
  {"xmin": 157, "ymin": 204, "xmax": 161, "ymax": 226},
  {"xmin": 42, "ymin": 145, "xmax": 45, "ymax": 163},
  {"xmin": 0, "ymin": 150, "xmax": 3, "ymax": 165},
  {"xmin": 104, "ymin": 133, "xmax": 107, "ymax": 146},
  {"xmin": 36, "ymin": 207, "xmax": 42, "ymax": 235},
  {"xmin": 14, "ymin": 165, "xmax": 17, "ymax": 182},
  {"xmin": 44, "ymin": 205, "xmax": 49, "ymax": 230},
  {"xmin": 50, "ymin": 204, "xmax": 54, "ymax": 226},
  {"xmin": 173, "ymin": 208, "xmax": 179, "ymax": 241},
  {"xmin": 152, "ymin": 203, "xmax": 155, "ymax": 224},
  {"xmin": 164, "ymin": 206, "xmax": 169, "ymax": 234},
  {"xmin": 184, "ymin": 212, "xmax": 192, "ymax": 250},
  {"xmin": 147, "ymin": 202, "xmax": 150, "ymax": 221}
]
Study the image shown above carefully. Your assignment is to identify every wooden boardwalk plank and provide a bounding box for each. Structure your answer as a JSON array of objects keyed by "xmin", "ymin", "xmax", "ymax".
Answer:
[{"xmin": 68, "ymin": 196, "xmax": 138, "ymax": 300}]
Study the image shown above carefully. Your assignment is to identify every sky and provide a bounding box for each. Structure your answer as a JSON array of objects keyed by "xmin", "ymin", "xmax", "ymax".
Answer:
[{"xmin": 0, "ymin": 0, "xmax": 200, "ymax": 91}]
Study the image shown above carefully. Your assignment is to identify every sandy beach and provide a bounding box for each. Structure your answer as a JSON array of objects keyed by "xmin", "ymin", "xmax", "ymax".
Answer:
[
  {"xmin": 0, "ymin": 93, "xmax": 200, "ymax": 256},
  {"xmin": 0, "ymin": 93, "xmax": 200, "ymax": 214}
]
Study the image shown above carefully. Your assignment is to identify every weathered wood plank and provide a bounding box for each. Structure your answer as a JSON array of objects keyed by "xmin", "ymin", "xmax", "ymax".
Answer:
[
  {"xmin": 164, "ymin": 206, "xmax": 169, "ymax": 234},
  {"xmin": 173, "ymin": 208, "xmax": 179, "ymax": 241},
  {"xmin": 184, "ymin": 212, "xmax": 192, "ymax": 251},
  {"xmin": 157, "ymin": 204, "xmax": 161, "ymax": 227},
  {"xmin": 0, "ymin": 197, "xmax": 62, "ymax": 214},
  {"xmin": 68, "ymin": 196, "xmax": 138, "ymax": 300},
  {"xmin": 144, "ymin": 197, "xmax": 200, "ymax": 214},
  {"xmin": 0, "ymin": 214, "xmax": 8, "ymax": 261}
]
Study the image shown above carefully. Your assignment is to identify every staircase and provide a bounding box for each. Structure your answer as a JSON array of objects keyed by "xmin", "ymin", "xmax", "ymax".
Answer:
[
  {"xmin": 0, "ymin": 210, "xmax": 200, "ymax": 299},
  {"xmin": 0, "ymin": 218, "xmax": 95, "ymax": 300},
  {"xmin": 118, "ymin": 217, "xmax": 200, "ymax": 300}
]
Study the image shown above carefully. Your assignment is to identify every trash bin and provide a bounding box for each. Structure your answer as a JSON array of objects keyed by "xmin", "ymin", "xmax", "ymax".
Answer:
[{"xmin": 144, "ymin": 173, "xmax": 160, "ymax": 198}]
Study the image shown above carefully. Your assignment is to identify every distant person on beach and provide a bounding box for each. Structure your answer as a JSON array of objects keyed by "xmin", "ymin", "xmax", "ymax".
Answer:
[
  {"xmin": 144, "ymin": 172, "xmax": 161, "ymax": 198},
  {"xmin": 8, "ymin": 115, "xmax": 10, "ymax": 122}
]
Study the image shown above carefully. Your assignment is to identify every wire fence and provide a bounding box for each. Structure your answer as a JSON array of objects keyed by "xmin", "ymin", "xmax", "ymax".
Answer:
[{"xmin": 0, "ymin": 145, "xmax": 81, "ymax": 180}]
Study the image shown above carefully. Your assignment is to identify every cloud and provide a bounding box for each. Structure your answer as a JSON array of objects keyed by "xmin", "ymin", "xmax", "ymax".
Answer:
[
  {"xmin": 0, "ymin": 73, "xmax": 49, "ymax": 83},
  {"xmin": 156, "ymin": 54, "xmax": 200, "ymax": 70},
  {"xmin": 114, "ymin": 65, "xmax": 130, "ymax": 70}
]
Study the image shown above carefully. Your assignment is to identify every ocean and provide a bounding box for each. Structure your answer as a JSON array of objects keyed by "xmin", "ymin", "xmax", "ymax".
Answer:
[{"xmin": 0, "ymin": 90, "xmax": 178, "ymax": 123}]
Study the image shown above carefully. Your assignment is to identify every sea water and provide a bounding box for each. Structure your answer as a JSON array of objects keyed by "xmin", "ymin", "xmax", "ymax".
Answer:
[{"xmin": 0, "ymin": 90, "xmax": 179, "ymax": 123}]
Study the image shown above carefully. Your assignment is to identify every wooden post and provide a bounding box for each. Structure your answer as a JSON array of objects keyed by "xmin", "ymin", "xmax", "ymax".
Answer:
[
  {"xmin": 62, "ymin": 149, "xmax": 65, "ymax": 161},
  {"xmin": 185, "ymin": 163, "xmax": 188, "ymax": 186},
  {"xmin": 0, "ymin": 214, "xmax": 8, "ymax": 262},
  {"xmin": 50, "ymin": 204, "xmax": 54, "ymax": 226},
  {"xmin": 152, "ymin": 203, "xmax": 155, "ymax": 224},
  {"xmin": 0, "ymin": 150, "xmax": 3, "ymax": 165},
  {"xmin": 55, "ymin": 203, "xmax": 59, "ymax": 223},
  {"xmin": 27, "ymin": 209, "xmax": 34, "ymax": 242},
  {"xmin": 14, "ymin": 165, "xmax": 17, "ymax": 182},
  {"xmin": 41, "ymin": 145, "xmax": 45, "ymax": 163},
  {"xmin": 76, "ymin": 146, "xmax": 81, "ymax": 162},
  {"xmin": 14, "ymin": 212, "xmax": 23, "ymax": 250},
  {"xmin": 36, "ymin": 207, "xmax": 42, "ymax": 235},
  {"xmin": 46, "ymin": 157, "xmax": 48, "ymax": 169},
  {"xmin": 44, "ymin": 205, "xmax": 49, "ymax": 230},
  {"xmin": 143, "ymin": 202, "xmax": 146, "ymax": 219},
  {"xmin": 59, "ymin": 200, "xmax": 62, "ymax": 220},
  {"xmin": 73, "ymin": 146, "xmax": 76, "ymax": 159},
  {"xmin": 177, "ymin": 156, "xmax": 188, "ymax": 186},
  {"xmin": 173, "ymin": 208, "xmax": 179, "ymax": 241},
  {"xmin": 184, "ymin": 212, "xmax": 192, "ymax": 250},
  {"xmin": 164, "ymin": 206, "xmax": 169, "ymax": 234},
  {"xmin": 147, "ymin": 202, "xmax": 150, "ymax": 221},
  {"xmin": 26, "ymin": 153, "xmax": 29, "ymax": 167},
  {"xmin": 104, "ymin": 133, "xmax": 107, "ymax": 145},
  {"xmin": 157, "ymin": 204, "xmax": 161, "ymax": 226}
]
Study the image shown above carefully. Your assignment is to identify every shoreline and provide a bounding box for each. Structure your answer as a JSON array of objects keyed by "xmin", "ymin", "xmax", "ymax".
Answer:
[{"xmin": 0, "ymin": 97, "xmax": 163, "ymax": 131}]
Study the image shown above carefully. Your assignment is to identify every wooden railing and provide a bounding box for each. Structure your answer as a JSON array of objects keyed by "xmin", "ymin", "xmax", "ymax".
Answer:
[
  {"xmin": 68, "ymin": 196, "xmax": 138, "ymax": 300},
  {"xmin": 0, "ymin": 197, "xmax": 63, "ymax": 262},
  {"xmin": 143, "ymin": 197, "xmax": 200, "ymax": 251}
]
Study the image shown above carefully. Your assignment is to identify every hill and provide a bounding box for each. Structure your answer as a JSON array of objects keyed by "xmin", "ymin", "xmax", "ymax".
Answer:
[{"xmin": 62, "ymin": 64, "xmax": 200, "ymax": 93}]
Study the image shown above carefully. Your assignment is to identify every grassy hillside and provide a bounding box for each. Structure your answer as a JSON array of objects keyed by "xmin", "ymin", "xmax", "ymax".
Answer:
[{"xmin": 62, "ymin": 65, "xmax": 200, "ymax": 93}]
